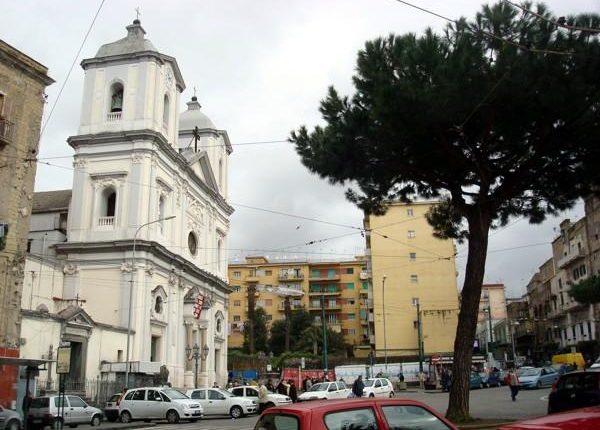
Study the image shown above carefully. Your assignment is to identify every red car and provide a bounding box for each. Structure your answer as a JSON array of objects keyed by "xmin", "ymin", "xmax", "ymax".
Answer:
[
  {"xmin": 499, "ymin": 405, "xmax": 600, "ymax": 430},
  {"xmin": 254, "ymin": 398, "xmax": 457, "ymax": 430}
]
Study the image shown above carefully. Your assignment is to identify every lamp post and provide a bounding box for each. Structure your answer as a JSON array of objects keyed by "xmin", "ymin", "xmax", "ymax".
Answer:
[
  {"xmin": 382, "ymin": 275, "xmax": 388, "ymax": 373},
  {"xmin": 412, "ymin": 297, "xmax": 423, "ymax": 373},
  {"xmin": 186, "ymin": 344, "xmax": 201, "ymax": 388},
  {"xmin": 125, "ymin": 215, "xmax": 176, "ymax": 389},
  {"xmin": 511, "ymin": 321, "xmax": 520, "ymax": 362}
]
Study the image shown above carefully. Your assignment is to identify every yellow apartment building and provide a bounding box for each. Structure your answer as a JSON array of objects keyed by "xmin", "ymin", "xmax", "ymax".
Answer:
[
  {"xmin": 227, "ymin": 256, "xmax": 369, "ymax": 350},
  {"xmin": 365, "ymin": 201, "xmax": 459, "ymax": 359}
]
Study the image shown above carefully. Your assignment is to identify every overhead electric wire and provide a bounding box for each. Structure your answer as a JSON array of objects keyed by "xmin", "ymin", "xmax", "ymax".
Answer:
[{"xmin": 503, "ymin": 0, "xmax": 600, "ymax": 34}]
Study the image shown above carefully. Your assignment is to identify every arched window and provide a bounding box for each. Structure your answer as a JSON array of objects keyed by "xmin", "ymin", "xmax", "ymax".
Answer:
[
  {"xmin": 188, "ymin": 232, "xmax": 198, "ymax": 256},
  {"xmin": 105, "ymin": 190, "xmax": 116, "ymax": 217},
  {"xmin": 98, "ymin": 187, "xmax": 117, "ymax": 227},
  {"xmin": 154, "ymin": 296, "xmax": 163, "ymax": 314},
  {"xmin": 109, "ymin": 82, "xmax": 124, "ymax": 113},
  {"xmin": 162, "ymin": 94, "xmax": 170, "ymax": 129}
]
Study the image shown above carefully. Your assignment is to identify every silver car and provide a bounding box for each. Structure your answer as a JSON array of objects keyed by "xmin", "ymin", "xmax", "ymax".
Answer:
[
  {"xmin": 27, "ymin": 396, "xmax": 102, "ymax": 429},
  {"xmin": 0, "ymin": 405, "xmax": 22, "ymax": 430},
  {"xmin": 118, "ymin": 387, "xmax": 202, "ymax": 424}
]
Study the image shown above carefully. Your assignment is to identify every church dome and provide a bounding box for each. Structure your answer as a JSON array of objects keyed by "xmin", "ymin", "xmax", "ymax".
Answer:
[
  {"xmin": 179, "ymin": 96, "xmax": 216, "ymax": 131},
  {"xmin": 95, "ymin": 20, "xmax": 158, "ymax": 58}
]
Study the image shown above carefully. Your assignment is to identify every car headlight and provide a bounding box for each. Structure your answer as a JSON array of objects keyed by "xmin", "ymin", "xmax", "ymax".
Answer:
[{"xmin": 285, "ymin": 397, "xmax": 291, "ymax": 402}]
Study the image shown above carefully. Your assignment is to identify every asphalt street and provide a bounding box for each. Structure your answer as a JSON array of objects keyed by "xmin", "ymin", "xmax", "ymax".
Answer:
[{"xmin": 73, "ymin": 386, "xmax": 551, "ymax": 430}]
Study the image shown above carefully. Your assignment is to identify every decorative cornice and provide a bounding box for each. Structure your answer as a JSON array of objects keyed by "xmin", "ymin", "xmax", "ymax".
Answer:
[
  {"xmin": 54, "ymin": 239, "xmax": 233, "ymax": 294},
  {"xmin": 67, "ymin": 130, "xmax": 234, "ymax": 216},
  {"xmin": 21, "ymin": 309, "xmax": 132, "ymax": 334}
]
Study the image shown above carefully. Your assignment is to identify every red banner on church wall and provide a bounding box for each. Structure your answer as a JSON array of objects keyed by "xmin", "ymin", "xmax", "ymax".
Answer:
[{"xmin": 193, "ymin": 294, "xmax": 204, "ymax": 319}]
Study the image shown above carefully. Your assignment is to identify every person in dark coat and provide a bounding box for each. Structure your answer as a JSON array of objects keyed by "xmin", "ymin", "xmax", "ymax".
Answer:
[
  {"xmin": 288, "ymin": 380, "xmax": 298, "ymax": 402},
  {"xmin": 352, "ymin": 375, "xmax": 364, "ymax": 398},
  {"xmin": 266, "ymin": 379, "xmax": 275, "ymax": 392}
]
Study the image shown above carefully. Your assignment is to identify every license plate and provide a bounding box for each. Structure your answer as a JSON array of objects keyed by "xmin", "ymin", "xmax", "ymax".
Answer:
[{"xmin": 193, "ymin": 411, "xmax": 201, "ymax": 416}]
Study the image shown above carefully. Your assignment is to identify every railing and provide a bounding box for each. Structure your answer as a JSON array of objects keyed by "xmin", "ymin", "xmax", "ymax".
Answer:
[
  {"xmin": 36, "ymin": 379, "xmax": 120, "ymax": 407},
  {"xmin": 557, "ymin": 248, "xmax": 585, "ymax": 269},
  {"xmin": 278, "ymin": 272, "xmax": 304, "ymax": 280},
  {"xmin": 0, "ymin": 118, "xmax": 14, "ymax": 144},
  {"xmin": 106, "ymin": 112, "xmax": 122, "ymax": 121},
  {"xmin": 98, "ymin": 216, "xmax": 115, "ymax": 226}
]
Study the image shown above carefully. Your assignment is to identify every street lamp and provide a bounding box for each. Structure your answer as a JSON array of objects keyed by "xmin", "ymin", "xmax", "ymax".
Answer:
[
  {"xmin": 511, "ymin": 321, "xmax": 520, "ymax": 362},
  {"xmin": 125, "ymin": 215, "xmax": 176, "ymax": 388},
  {"xmin": 186, "ymin": 344, "xmax": 201, "ymax": 388},
  {"xmin": 382, "ymin": 275, "xmax": 388, "ymax": 373}
]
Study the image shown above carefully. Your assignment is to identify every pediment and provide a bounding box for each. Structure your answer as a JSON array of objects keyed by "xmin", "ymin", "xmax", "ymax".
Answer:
[
  {"xmin": 58, "ymin": 305, "xmax": 94, "ymax": 327},
  {"xmin": 152, "ymin": 285, "xmax": 167, "ymax": 299},
  {"xmin": 183, "ymin": 151, "xmax": 218, "ymax": 192}
]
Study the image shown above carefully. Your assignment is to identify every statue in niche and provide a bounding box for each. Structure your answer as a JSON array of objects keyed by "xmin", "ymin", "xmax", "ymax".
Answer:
[{"xmin": 111, "ymin": 89, "xmax": 123, "ymax": 112}]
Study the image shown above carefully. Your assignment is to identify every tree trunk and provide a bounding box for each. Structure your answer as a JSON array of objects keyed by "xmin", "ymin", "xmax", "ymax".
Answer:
[
  {"xmin": 446, "ymin": 210, "xmax": 491, "ymax": 422},
  {"xmin": 247, "ymin": 284, "xmax": 256, "ymax": 354},
  {"xmin": 284, "ymin": 296, "xmax": 291, "ymax": 352}
]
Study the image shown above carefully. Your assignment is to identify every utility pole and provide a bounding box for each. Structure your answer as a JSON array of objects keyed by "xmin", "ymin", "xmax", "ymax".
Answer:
[
  {"xmin": 413, "ymin": 297, "xmax": 423, "ymax": 373},
  {"xmin": 284, "ymin": 296, "xmax": 291, "ymax": 352},
  {"xmin": 382, "ymin": 275, "xmax": 388, "ymax": 373},
  {"xmin": 486, "ymin": 305, "xmax": 494, "ymax": 356},
  {"xmin": 247, "ymin": 283, "xmax": 256, "ymax": 354},
  {"xmin": 321, "ymin": 293, "xmax": 328, "ymax": 371}
]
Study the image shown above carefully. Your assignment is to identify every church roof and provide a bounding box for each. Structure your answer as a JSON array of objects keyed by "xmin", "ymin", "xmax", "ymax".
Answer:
[
  {"xmin": 179, "ymin": 96, "xmax": 216, "ymax": 131},
  {"xmin": 32, "ymin": 189, "xmax": 72, "ymax": 213},
  {"xmin": 95, "ymin": 19, "xmax": 158, "ymax": 57}
]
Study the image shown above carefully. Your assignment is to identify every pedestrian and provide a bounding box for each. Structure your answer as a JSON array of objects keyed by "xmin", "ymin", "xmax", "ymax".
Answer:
[
  {"xmin": 507, "ymin": 368, "xmax": 520, "ymax": 401},
  {"xmin": 558, "ymin": 363, "xmax": 567, "ymax": 375},
  {"xmin": 266, "ymin": 378, "xmax": 275, "ymax": 392},
  {"xmin": 288, "ymin": 380, "xmax": 298, "ymax": 403},
  {"xmin": 258, "ymin": 381, "xmax": 269, "ymax": 413},
  {"xmin": 352, "ymin": 375, "xmax": 364, "ymax": 398},
  {"xmin": 306, "ymin": 377, "xmax": 312, "ymax": 391},
  {"xmin": 213, "ymin": 381, "xmax": 220, "ymax": 388},
  {"xmin": 441, "ymin": 369, "xmax": 450, "ymax": 392},
  {"xmin": 398, "ymin": 372, "xmax": 405, "ymax": 382}
]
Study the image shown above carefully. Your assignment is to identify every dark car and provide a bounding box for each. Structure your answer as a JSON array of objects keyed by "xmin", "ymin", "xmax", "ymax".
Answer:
[
  {"xmin": 548, "ymin": 370, "xmax": 600, "ymax": 414},
  {"xmin": 500, "ymin": 405, "xmax": 600, "ymax": 430},
  {"xmin": 255, "ymin": 398, "xmax": 458, "ymax": 430}
]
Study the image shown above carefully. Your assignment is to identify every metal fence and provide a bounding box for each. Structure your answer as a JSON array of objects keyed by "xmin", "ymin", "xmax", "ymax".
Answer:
[{"xmin": 36, "ymin": 379, "xmax": 120, "ymax": 407}]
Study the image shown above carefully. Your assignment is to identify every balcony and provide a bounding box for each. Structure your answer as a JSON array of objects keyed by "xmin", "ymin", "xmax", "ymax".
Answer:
[
  {"xmin": 309, "ymin": 288, "xmax": 341, "ymax": 296},
  {"xmin": 0, "ymin": 118, "xmax": 14, "ymax": 145},
  {"xmin": 359, "ymin": 271, "xmax": 370, "ymax": 280},
  {"xmin": 360, "ymin": 318, "xmax": 369, "ymax": 326},
  {"xmin": 359, "ymin": 288, "xmax": 369, "ymax": 296},
  {"xmin": 309, "ymin": 303, "xmax": 342, "ymax": 311},
  {"xmin": 309, "ymin": 274, "xmax": 340, "ymax": 281},
  {"xmin": 278, "ymin": 272, "xmax": 304, "ymax": 281},
  {"xmin": 313, "ymin": 320, "xmax": 342, "ymax": 332},
  {"xmin": 557, "ymin": 248, "xmax": 586, "ymax": 269},
  {"xmin": 106, "ymin": 112, "xmax": 122, "ymax": 121},
  {"xmin": 245, "ymin": 272, "xmax": 259, "ymax": 282},
  {"xmin": 97, "ymin": 216, "xmax": 115, "ymax": 228},
  {"xmin": 277, "ymin": 303, "xmax": 304, "ymax": 312}
]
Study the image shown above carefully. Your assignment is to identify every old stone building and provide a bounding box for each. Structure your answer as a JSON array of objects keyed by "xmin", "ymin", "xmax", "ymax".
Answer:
[{"xmin": 0, "ymin": 39, "xmax": 53, "ymax": 407}]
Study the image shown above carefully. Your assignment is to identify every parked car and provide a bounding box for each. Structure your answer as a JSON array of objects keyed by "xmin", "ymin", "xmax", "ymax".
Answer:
[
  {"xmin": 362, "ymin": 378, "xmax": 394, "ymax": 398},
  {"xmin": 0, "ymin": 405, "xmax": 22, "ymax": 430},
  {"xmin": 186, "ymin": 388, "xmax": 257, "ymax": 418},
  {"xmin": 469, "ymin": 372, "xmax": 484, "ymax": 389},
  {"xmin": 28, "ymin": 395, "xmax": 103, "ymax": 429},
  {"xmin": 548, "ymin": 370, "xmax": 600, "ymax": 414},
  {"xmin": 118, "ymin": 387, "xmax": 202, "ymax": 424},
  {"xmin": 229, "ymin": 385, "xmax": 292, "ymax": 408},
  {"xmin": 103, "ymin": 393, "xmax": 121, "ymax": 422},
  {"xmin": 499, "ymin": 405, "xmax": 600, "ymax": 430},
  {"xmin": 518, "ymin": 366, "xmax": 559, "ymax": 389},
  {"xmin": 255, "ymin": 398, "xmax": 458, "ymax": 430},
  {"xmin": 298, "ymin": 382, "xmax": 351, "ymax": 401}
]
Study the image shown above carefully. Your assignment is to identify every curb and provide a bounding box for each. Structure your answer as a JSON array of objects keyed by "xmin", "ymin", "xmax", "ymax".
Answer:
[
  {"xmin": 455, "ymin": 421, "xmax": 515, "ymax": 430},
  {"xmin": 99, "ymin": 423, "xmax": 157, "ymax": 430}
]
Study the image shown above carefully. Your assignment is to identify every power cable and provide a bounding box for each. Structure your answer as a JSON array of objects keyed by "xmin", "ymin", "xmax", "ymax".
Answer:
[
  {"xmin": 503, "ymin": 0, "xmax": 600, "ymax": 34},
  {"xmin": 40, "ymin": 0, "xmax": 107, "ymax": 138}
]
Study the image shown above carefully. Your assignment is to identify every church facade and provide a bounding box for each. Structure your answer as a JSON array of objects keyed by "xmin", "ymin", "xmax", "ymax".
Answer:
[{"xmin": 20, "ymin": 19, "xmax": 233, "ymax": 391}]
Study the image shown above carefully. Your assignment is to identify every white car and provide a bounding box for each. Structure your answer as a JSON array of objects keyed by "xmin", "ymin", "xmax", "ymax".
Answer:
[
  {"xmin": 229, "ymin": 385, "xmax": 292, "ymax": 408},
  {"xmin": 362, "ymin": 378, "xmax": 394, "ymax": 398},
  {"xmin": 186, "ymin": 388, "xmax": 257, "ymax": 418},
  {"xmin": 118, "ymin": 387, "xmax": 203, "ymax": 424},
  {"xmin": 297, "ymin": 381, "xmax": 351, "ymax": 401}
]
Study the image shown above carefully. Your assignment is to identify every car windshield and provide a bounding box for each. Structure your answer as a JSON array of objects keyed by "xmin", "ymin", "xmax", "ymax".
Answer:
[
  {"xmin": 363, "ymin": 380, "xmax": 375, "ymax": 387},
  {"xmin": 518, "ymin": 368, "xmax": 540, "ymax": 377},
  {"xmin": 162, "ymin": 389, "xmax": 188, "ymax": 400},
  {"xmin": 310, "ymin": 383, "xmax": 328, "ymax": 391},
  {"xmin": 218, "ymin": 389, "xmax": 234, "ymax": 397}
]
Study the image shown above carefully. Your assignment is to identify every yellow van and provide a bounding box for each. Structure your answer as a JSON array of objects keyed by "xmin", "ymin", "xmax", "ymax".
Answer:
[{"xmin": 551, "ymin": 353, "xmax": 585, "ymax": 370}]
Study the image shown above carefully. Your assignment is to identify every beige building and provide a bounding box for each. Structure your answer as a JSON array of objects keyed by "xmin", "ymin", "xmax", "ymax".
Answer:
[
  {"xmin": 0, "ymin": 39, "xmax": 53, "ymax": 406},
  {"xmin": 227, "ymin": 256, "xmax": 368, "ymax": 350},
  {"xmin": 365, "ymin": 202, "xmax": 459, "ymax": 359},
  {"xmin": 476, "ymin": 283, "xmax": 508, "ymax": 353},
  {"xmin": 584, "ymin": 195, "xmax": 600, "ymax": 276}
]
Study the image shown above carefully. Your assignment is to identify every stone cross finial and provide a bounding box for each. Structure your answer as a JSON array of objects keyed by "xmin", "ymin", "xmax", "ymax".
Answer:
[
  {"xmin": 193, "ymin": 86, "xmax": 197, "ymax": 98},
  {"xmin": 135, "ymin": 7, "xmax": 141, "ymax": 20}
]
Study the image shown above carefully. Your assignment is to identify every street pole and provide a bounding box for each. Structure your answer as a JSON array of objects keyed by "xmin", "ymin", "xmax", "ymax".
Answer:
[
  {"xmin": 125, "ymin": 215, "xmax": 175, "ymax": 389},
  {"xmin": 382, "ymin": 275, "xmax": 387, "ymax": 373},
  {"xmin": 414, "ymin": 298, "xmax": 423, "ymax": 373},
  {"xmin": 284, "ymin": 296, "xmax": 291, "ymax": 352},
  {"xmin": 321, "ymin": 293, "xmax": 328, "ymax": 371},
  {"xmin": 486, "ymin": 305, "xmax": 494, "ymax": 361},
  {"xmin": 511, "ymin": 321, "xmax": 520, "ymax": 362}
]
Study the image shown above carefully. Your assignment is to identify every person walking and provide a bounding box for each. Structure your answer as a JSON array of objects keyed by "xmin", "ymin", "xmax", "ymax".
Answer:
[
  {"xmin": 352, "ymin": 375, "xmax": 364, "ymax": 398},
  {"xmin": 288, "ymin": 380, "xmax": 298, "ymax": 403},
  {"xmin": 507, "ymin": 368, "xmax": 520, "ymax": 401},
  {"xmin": 258, "ymin": 382, "xmax": 269, "ymax": 413},
  {"xmin": 266, "ymin": 378, "xmax": 275, "ymax": 392}
]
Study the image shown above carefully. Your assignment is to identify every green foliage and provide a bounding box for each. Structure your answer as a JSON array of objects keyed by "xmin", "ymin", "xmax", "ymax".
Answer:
[
  {"xmin": 268, "ymin": 320, "xmax": 287, "ymax": 355},
  {"xmin": 242, "ymin": 307, "xmax": 269, "ymax": 354},
  {"xmin": 569, "ymin": 276, "xmax": 600, "ymax": 304}
]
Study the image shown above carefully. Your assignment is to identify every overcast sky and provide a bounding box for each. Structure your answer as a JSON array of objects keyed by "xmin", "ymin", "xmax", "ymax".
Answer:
[{"xmin": 4, "ymin": 0, "xmax": 597, "ymax": 298}]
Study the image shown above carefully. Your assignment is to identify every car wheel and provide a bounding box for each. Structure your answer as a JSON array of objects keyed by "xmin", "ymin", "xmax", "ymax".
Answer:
[
  {"xmin": 90, "ymin": 415, "xmax": 102, "ymax": 427},
  {"xmin": 369, "ymin": 393, "xmax": 375, "ymax": 398},
  {"xmin": 120, "ymin": 411, "xmax": 131, "ymax": 424},
  {"xmin": 230, "ymin": 405, "xmax": 243, "ymax": 419},
  {"xmin": 536, "ymin": 381, "xmax": 542, "ymax": 389},
  {"xmin": 6, "ymin": 419, "xmax": 20, "ymax": 430},
  {"xmin": 166, "ymin": 410, "xmax": 180, "ymax": 424},
  {"xmin": 389, "ymin": 392, "xmax": 394, "ymax": 398}
]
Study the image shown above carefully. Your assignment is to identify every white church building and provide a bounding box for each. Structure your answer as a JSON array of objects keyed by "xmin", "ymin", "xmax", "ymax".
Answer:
[{"xmin": 20, "ymin": 19, "xmax": 233, "ymax": 392}]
